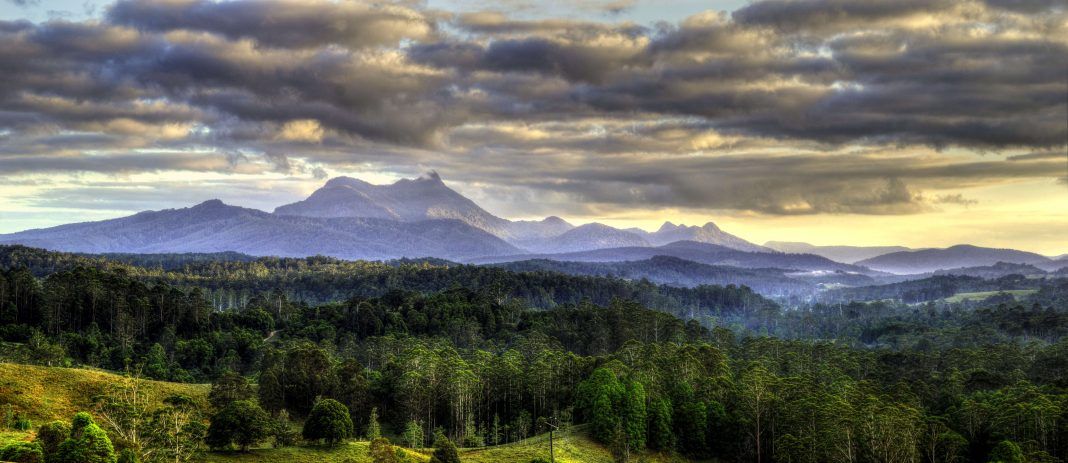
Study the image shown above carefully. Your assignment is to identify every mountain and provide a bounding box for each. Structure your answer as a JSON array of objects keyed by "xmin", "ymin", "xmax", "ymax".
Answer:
[
  {"xmin": 1037, "ymin": 256, "xmax": 1068, "ymax": 272},
  {"xmin": 932, "ymin": 261, "xmax": 1048, "ymax": 279},
  {"xmin": 764, "ymin": 241, "xmax": 910, "ymax": 264},
  {"xmin": 0, "ymin": 199, "xmax": 519, "ymax": 261},
  {"xmin": 526, "ymin": 223, "xmax": 650, "ymax": 254},
  {"xmin": 856, "ymin": 244, "xmax": 1051, "ymax": 274},
  {"xmin": 493, "ymin": 255, "xmax": 876, "ymax": 296},
  {"xmin": 274, "ymin": 172, "xmax": 518, "ymax": 238},
  {"xmin": 633, "ymin": 222, "xmax": 768, "ymax": 251},
  {"xmin": 472, "ymin": 240, "xmax": 873, "ymax": 274},
  {"xmin": 274, "ymin": 173, "xmax": 772, "ymax": 253},
  {"xmin": 507, "ymin": 216, "xmax": 575, "ymax": 242}
]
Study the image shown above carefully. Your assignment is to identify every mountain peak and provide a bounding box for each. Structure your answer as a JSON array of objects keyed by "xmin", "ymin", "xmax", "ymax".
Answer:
[
  {"xmin": 323, "ymin": 176, "xmax": 371, "ymax": 188},
  {"xmin": 701, "ymin": 221, "xmax": 722, "ymax": 232},
  {"xmin": 417, "ymin": 170, "xmax": 442, "ymax": 183},
  {"xmin": 657, "ymin": 221, "xmax": 679, "ymax": 232},
  {"xmin": 193, "ymin": 199, "xmax": 227, "ymax": 209},
  {"xmin": 542, "ymin": 216, "xmax": 571, "ymax": 226}
]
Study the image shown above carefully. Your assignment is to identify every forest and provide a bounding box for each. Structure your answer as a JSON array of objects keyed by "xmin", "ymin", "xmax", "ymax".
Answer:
[{"xmin": 0, "ymin": 244, "xmax": 1066, "ymax": 463}]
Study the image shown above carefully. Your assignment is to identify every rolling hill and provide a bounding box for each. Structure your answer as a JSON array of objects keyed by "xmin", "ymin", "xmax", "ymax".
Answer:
[
  {"xmin": 764, "ymin": 241, "xmax": 910, "ymax": 264},
  {"xmin": 472, "ymin": 240, "xmax": 875, "ymax": 274},
  {"xmin": 856, "ymin": 244, "xmax": 1051, "ymax": 274},
  {"xmin": 493, "ymin": 255, "xmax": 874, "ymax": 296},
  {"xmin": 0, "ymin": 363, "xmax": 679, "ymax": 463}
]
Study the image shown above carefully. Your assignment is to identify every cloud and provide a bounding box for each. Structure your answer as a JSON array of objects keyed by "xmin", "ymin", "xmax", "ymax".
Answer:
[
  {"xmin": 107, "ymin": 0, "xmax": 438, "ymax": 49},
  {"xmin": 932, "ymin": 193, "xmax": 978, "ymax": 206},
  {"xmin": 276, "ymin": 119, "xmax": 325, "ymax": 143},
  {"xmin": 0, "ymin": 0, "xmax": 1065, "ymax": 221}
]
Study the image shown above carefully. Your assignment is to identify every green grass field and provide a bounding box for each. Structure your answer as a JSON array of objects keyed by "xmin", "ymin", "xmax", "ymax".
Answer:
[
  {"xmin": 0, "ymin": 363, "xmax": 697, "ymax": 462},
  {"xmin": 200, "ymin": 429, "xmax": 693, "ymax": 463},
  {"xmin": 0, "ymin": 362, "xmax": 209, "ymax": 426},
  {"xmin": 943, "ymin": 289, "xmax": 1038, "ymax": 303}
]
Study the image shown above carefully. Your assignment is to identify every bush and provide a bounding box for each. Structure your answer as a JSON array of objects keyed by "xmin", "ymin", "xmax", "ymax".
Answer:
[
  {"xmin": 0, "ymin": 442, "xmax": 44, "ymax": 463},
  {"xmin": 271, "ymin": 410, "xmax": 300, "ymax": 448},
  {"xmin": 302, "ymin": 399, "xmax": 353, "ymax": 445},
  {"xmin": 988, "ymin": 440, "xmax": 1025, "ymax": 463},
  {"xmin": 116, "ymin": 448, "xmax": 140, "ymax": 463},
  {"xmin": 370, "ymin": 437, "xmax": 398, "ymax": 463},
  {"xmin": 428, "ymin": 432, "xmax": 460, "ymax": 463},
  {"xmin": 35, "ymin": 420, "xmax": 71, "ymax": 457},
  {"xmin": 13, "ymin": 413, "xmax": 32, "ymax": 431},
  {"xmin": 205, "ymin": 400, "xmax": 271, "ymax": 452},
  {"xmin": 53, "ymin": 413, "xmax": 116, "ymax": 463}
]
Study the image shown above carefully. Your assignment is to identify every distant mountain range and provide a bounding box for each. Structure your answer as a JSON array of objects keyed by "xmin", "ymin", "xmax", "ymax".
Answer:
[
  {"xmin": 272, "ymin": 172, "xmax": 771, "ymax": 253},
  {"xmin": 856, "ymin": 244, "xmax": 1054, "ymax": 274},
  {"xmin": 0, "ymin": 173, "xmax": 1061, "ymax": 282},
  {"xmin": 764, "ymin": 241, "xmax": 912, "ymax": 264},
  {"xmin": 471, "ymin": 240, "xmax": 872, "ymax": 273},
  {"xmin": 0, "ymin": 199, "xmax": 519, "ymax": 261},
  {"xmin": 931, "ymin": 262, "xmax": 1049, "ymax": 279},
  {"xmin": 494, "ymin": 255, "xmax": 874, "ymax": 296},
  {"xmin": 1, "ymin": 172, "xmax": 773, "ymax": 260}
]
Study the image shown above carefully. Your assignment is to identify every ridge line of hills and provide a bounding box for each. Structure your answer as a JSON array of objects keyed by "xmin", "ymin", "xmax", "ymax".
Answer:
[{"xmin": 0, "ymin": 172, "xmax": 1063, "ymax": 276}]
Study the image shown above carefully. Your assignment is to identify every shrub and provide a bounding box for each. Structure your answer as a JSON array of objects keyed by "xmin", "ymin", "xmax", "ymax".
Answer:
[
  {"xmin": 205, "ymin": 400, "xmax": 271, "ymax": 451},
  {"xmin": 116, "ymin": 448, "xmax": 140, "ymax": 463},
  {"xmin": 0, "ymin": 442, "xmax": 44, "ymax": 463},
  {"xmin": 35, "ymin": 420, "xmax": 71, "ymax": 457},
  {"xmin": 428, "ymin": 432, "xmax": 460, "ymax": 463},
  {"xmin": 271, "ymin": 410, "xmax": 300, "ymax": 448},
  {"xmin": 302, "ymin": 399, "xmax": 353, "ymax": 445},
  {"xmin": 53, "ymin": 413, "xmax": 116, "ymax": 463},
  {"xmin": 13, "ymin": 413, "xmax": 32, "ymax": 431},
  {"xmin": 988, "ymin": 440, "xmax": 1025, "ymax": 463},
  {"xmin": 370, "ymin": 437, "xmax": 398, "ymax": 463}
]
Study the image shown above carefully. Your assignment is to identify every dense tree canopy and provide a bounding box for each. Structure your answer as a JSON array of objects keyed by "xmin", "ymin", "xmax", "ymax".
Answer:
[{"xmin": 1, "ymin": 245, "xmax": 1067, "ymax": 463}]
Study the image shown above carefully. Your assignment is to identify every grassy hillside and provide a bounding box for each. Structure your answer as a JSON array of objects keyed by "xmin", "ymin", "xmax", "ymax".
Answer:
[
  {"xmin": 0, "ymin": 362, "xmax": 209, "ymax": 425},
  {"xmin": 1, "ymin": 363, "xmax": 693, "ymax": 463},
  {"xmin": 202, "ymin": 427, "xmax": 692, "ymax": 463},
  {"xmin": 944, "ymin": 289, "xmax": 1038, "ymax": 303}
]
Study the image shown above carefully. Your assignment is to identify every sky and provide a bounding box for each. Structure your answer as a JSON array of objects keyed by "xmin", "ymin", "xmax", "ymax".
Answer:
[{"xmin": 0, "ymin": 0, "xmax": 1066, "ymax": 254}]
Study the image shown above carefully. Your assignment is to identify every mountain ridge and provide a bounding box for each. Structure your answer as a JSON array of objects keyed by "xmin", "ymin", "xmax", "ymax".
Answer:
[
  {"xmin": 764, "ymin": 241, "xmax": 912, "ymax": 264},
  {"xmin": 272, "ymin": 173, "xmax": 766, "ymax": 253},
  {"xmin": 856, "ymin": 244, "xmax": 1052, "ymax": 274},
  {"xmin": 0, "ymin": 199, "xmax": 521, "ymax": 261}
]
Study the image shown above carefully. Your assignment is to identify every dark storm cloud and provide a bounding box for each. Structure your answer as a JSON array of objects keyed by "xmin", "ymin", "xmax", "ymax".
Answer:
[
  {"xmin": 437, "ymin": 149, "xmax": 1062, "ymax": 215},
  {"xmin": 107, "ymin": 0, "xmax": 438, "ymax": 49},
  {"xmin": 0, "ymin": 0, "xmax": 1065, "ymax": 217},
  {"xmin": 731, "ymin": 0, "xmax": 960, "ymax": 33},
  {"xmin": 982, "ymin": 0, "xmax": 1066, "ymax": 12}
]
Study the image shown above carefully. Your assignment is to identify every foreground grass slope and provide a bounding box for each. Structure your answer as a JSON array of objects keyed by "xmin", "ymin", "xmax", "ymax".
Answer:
[
  {"xmin": 0, "ymin": 362, "xmax": 208, "ymax": 444},
  {"xmin": 202, "ymin": 428, "xmax": 690, "ymax": 463},
  {"xmin": 2, "ymin": 364, "xmax": 693, "ymax": 463}
]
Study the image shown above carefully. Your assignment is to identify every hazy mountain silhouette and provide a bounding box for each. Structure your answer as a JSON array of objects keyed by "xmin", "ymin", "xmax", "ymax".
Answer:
[
  {"xmin": 0, "ymin": 199, "xmax": 519, "ymax": 261},
  {"xmin": 764, "ymin": 241, "xmax": 912, "ymax": 264},
  {"xmin": 856, "ymin": 244, "xmax": 1052, "ymax": 274}
]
